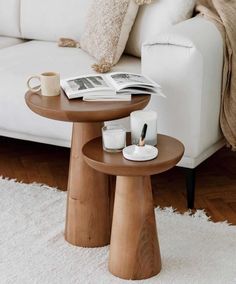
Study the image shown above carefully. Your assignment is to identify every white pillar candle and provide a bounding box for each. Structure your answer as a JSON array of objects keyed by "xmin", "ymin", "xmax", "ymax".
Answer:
[
  {"xmin": 102, "ymin": 125, "xmax": 126, "ymax": 152},
  {"xmin": 130, "ymin": 110, "xmax": 157, "ymax": 146}
]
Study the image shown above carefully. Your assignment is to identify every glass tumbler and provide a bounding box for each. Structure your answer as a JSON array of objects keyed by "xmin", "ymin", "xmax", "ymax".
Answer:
[{"xmin": 102, "ymin": 125, "xmax": 126, "ymax": 152}]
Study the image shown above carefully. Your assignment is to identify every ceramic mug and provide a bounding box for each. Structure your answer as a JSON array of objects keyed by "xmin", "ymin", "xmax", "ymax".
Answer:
[{"xmin": 27, "ymin": 72, "xmax": 60, "ymax": 96}]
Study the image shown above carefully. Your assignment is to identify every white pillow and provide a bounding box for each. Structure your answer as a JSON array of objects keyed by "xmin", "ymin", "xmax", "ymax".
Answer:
[
  {"xmin": 21, "ymin": 0, "xmax": 93, "ymax": 41},
  {"xmin": 125, "ymin": 0, "xmax": 197, "ymax": 57},
  {"xmin": 0, "ymin": 0, "xmax": 21, "ymax": 37}
]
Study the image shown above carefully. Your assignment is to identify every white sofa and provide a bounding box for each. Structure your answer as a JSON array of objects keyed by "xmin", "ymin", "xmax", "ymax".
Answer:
[{"xmin": 0, "ymin": 0, "xmax": 224, "ymax": 207}]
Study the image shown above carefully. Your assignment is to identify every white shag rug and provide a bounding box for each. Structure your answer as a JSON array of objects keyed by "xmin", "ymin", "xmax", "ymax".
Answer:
[{"xmin": 0, "ymin": 178, "xmax": 236, "ymax": 284}]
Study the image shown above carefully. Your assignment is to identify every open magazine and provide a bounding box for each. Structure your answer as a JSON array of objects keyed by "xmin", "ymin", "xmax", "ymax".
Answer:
[{"xmin": 60, "ymin": 72, "xmax": 164, "ymax": 101}]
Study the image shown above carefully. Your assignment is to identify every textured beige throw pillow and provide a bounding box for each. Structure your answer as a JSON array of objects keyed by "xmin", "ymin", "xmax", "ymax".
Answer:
[{"xmin": 80, "ymin": 0, "xmax": 150, "ymax": 73}]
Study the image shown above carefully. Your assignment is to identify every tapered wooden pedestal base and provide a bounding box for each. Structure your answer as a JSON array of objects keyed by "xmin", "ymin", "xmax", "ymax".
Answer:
[
  {"xmin": 82, "ymin": 135, "xmax": 184, "ymax": 279},
  {"xmin": 65, "ymin": 122, "xmax": 110, "ymax": 247},
  {"xmin": 109, "ymin": 176, "xmax": 161, "ymax": 280},
  {"xmin": 25, "ymin": 91, "xmax": 151, "ymax": 248}
]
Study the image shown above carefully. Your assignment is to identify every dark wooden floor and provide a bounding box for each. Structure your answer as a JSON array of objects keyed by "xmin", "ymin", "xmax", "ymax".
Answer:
[{"xmin": 0, "ymin": 136, "xmax": 236, "ymax": 224}]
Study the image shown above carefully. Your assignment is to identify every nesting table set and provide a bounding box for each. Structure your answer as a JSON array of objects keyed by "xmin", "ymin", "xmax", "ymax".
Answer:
[{"xmin": 25, "ymin": 90, "xmax": 184, "ymax": 280}]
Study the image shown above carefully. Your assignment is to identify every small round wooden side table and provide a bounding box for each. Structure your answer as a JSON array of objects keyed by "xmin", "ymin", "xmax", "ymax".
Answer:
[
  {"xmin": 25, "ymin": 90, "xmax": 150, "ymax": 247},
  {"xmin": 82, "ymin": 134, "xmax": 184, "ymax": 280}
]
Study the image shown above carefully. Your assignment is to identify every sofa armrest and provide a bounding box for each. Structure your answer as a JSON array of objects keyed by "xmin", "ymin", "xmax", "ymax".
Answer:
[
  {"xmin": 141, "ymin": 17, "xmax": 224, "ymax": 167},
  {"xmin": 142, "ymin": 16, "xmax": 222, "ymax": 54}
]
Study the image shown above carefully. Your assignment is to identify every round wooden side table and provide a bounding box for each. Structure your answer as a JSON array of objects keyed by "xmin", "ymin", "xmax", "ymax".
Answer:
[
  {"xmin": 25, "ymin": 90, "xmax": 150, "ymax": 247},
  {"xmin": 82, "ymin": 134, "xmax": 184, "ymax": 280}
]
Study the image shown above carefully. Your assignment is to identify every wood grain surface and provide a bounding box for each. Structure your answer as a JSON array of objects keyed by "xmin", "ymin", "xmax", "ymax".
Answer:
[
  {"xmin": 65, "ymin": 122, "xmax": 111, "ymax": 247},
  {"xmin": 25, "ymin": 90, "xmax": 150, "ymax": 247},
  {"xmin": 82, "ymin": 134, "xmax": 183, "ymax": 279},
  {"xmin": 83, "ymin": 134, "xmax": 184, "ymax": 176},
  {"xmin": 25, "ymin": 90, "xmax": 150, "ymax": 122},
  {"xmin": 109, "ymin": 176, "xmax": 161, "ymax": 280}
]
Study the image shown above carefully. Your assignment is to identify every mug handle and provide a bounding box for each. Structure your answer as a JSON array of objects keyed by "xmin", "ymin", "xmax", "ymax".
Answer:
[{"xmin": 27, "ymin": 75, "xmax": 41, "ymax": 92}]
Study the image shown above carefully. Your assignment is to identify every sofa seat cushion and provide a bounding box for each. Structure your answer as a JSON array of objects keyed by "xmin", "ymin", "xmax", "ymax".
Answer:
[
  {"xmin": 0, "ymin": 37, "xmax": 25, "ymax": 49},
  {"xmin": 0, "ymin": 41, "xmax": 140, "ymax": 145}
]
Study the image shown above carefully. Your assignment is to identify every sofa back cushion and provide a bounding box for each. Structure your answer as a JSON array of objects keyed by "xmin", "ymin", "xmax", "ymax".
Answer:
[
  {"xmin": 0, "ymin": 0, "xmax": 21, "ymax": 37},
  {"xmin": 20, "ymin": 0, "xmax": 93, "ymax": 41},
  {"xmin": 125, "ymin": 0, "xmax": 196, "ymax": 57}
]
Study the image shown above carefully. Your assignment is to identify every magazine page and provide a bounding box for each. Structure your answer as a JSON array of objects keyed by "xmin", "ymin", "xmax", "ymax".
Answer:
[
  {"xmin": 61, "ymin": 74, "xmax": 113, "ymax": 99},
  {"xmin": 105, "ymin": 72, "xmax": 161, "ymax": 92},
  {"xmin": 119, "ymin": 87, "xmax": 165, "ymax": 97},
  {"xmin": 118, "ymin": 88, "xmax": 156, "ymax": 95}
]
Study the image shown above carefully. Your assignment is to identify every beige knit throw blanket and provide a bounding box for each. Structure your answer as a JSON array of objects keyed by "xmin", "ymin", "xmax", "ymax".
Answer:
[{"xmin": 196, "ymin": 0, "xmax": 236, "ymax": 150}]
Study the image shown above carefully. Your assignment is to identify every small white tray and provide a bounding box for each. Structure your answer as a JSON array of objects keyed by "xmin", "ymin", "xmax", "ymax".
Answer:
[{"xmin": 122, "ymin": 145, "xmax": 158, "ymax": 161}]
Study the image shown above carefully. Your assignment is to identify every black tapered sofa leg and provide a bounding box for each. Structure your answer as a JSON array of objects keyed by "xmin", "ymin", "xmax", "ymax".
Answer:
[{"xmin": 183, "ymin": 168, "xmax": 196, "ymax": 209}]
